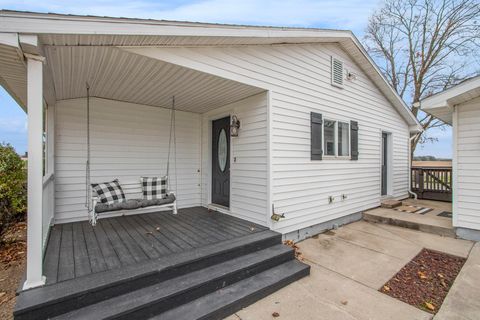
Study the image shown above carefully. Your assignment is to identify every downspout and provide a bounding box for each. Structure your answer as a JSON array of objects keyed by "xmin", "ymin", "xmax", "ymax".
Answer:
[
  {"xmin": 408, "ymin": 101, "xmax": 421, "ymax": 200},
  {"xmin": 408, "ymin": 133, "xmax": 420, "ymax": 200}
]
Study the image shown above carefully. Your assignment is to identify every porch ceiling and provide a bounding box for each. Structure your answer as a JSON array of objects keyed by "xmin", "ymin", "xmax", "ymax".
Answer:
[
  {"xmin": 43, "ymin": 46, "xmax": 264, "ymax": 113},
  {"xmin": 45, "ymin": 46, "xmax": 263, "ymax": 113},
  {"xmin": 0, "ymin": 44, "xmax": 27, "ymax": 106}
]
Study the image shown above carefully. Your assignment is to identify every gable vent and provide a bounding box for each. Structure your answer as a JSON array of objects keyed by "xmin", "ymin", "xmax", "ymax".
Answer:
[{"xmin": 331, "ymin": 57, "xmax": 344, "ymax": 88}]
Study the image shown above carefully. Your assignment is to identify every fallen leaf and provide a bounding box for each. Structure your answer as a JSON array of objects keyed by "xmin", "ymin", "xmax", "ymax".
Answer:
[
  {"xmin": 437, "ymin": 273, "xmax": 444, "ymax": 278},
  {"xmin": 424, "ymin": 302, "xmax": 435, "ymax": 311},
  {"xmin": 440, "ymin": 279, "xmax": 448, "ymax": 288},
  {"xmin": 0, "ymin": 292, "xmax": 6, "ymax": 298},
  {"xmin": 383, "ymin": 285, "xmax": 390, "ymax": 292},
  {"xmin": 417, "ymin": 271, "xmax": 427, "ymax": 279},
  {"xmin": 272, "ymin": 312, "xmax": 280, "ymax": 318}
]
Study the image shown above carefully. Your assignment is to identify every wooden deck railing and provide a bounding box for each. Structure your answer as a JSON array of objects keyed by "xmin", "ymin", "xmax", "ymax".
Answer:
[{"xmin": 411, "ymin": 166, "xmax": 452, "ymax": 202}]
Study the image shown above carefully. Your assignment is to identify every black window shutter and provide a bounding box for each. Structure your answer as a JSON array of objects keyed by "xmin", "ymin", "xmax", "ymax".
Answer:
[
  {"xmin": 351, "ymin": 120, "xmax": 359, "ymax": 160},
  {"xmin": 311, "ymin": 112, "xmax": 323, "ymax": 160}
]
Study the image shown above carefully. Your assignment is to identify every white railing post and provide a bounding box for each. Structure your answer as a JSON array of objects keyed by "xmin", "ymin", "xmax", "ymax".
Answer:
[{"xmin": 24, "ymin": 54, "xmax": 46, "ymax": 289}]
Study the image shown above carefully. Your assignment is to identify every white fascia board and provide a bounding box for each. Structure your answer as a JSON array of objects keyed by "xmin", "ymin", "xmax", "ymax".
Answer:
[
  {"xmin": 0, "ymin": 12, "xmax": 348, "ymax": 39},
  {"xmin": 422, "ymin": 76, "xmax": 480, "ymax": 108},
  {"xmin": 420, "ymin": 76, "xmax": 480, "ymax": 126}
]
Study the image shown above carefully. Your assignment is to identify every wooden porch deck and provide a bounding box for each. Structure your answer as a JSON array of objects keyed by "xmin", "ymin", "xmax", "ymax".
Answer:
[{"xmin": 43, "ymin": 207, "xmax": 268, "ymax": 284}]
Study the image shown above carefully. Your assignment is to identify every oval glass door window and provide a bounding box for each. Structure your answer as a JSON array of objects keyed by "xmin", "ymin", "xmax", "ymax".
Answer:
[{"xmin": 218, "ymin": 129, "xmax": 227, "ymax": 172}]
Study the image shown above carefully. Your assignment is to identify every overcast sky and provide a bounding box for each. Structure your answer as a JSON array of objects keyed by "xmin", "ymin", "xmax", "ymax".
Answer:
[{"xmin": 0, "ymin": 0, "xmax": 452, "ymax": 158}]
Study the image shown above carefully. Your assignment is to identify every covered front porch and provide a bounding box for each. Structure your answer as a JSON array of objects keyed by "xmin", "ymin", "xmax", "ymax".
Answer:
[{"xmin": 0, "ymin": 32, "xmax": 271, "ymax": 290}]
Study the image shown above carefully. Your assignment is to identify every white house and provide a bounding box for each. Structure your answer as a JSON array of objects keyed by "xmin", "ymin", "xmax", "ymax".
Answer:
[
  {"xmin": 420, "ymin": 76, "xmax": 480, "ymax": 241},
  {"xmin": 0, "ymin": 10, "xmax": 421, "ymax": 319}
]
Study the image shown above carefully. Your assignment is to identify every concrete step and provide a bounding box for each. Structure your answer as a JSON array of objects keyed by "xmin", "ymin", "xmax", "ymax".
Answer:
[
  {"xmin": 52, "ymin": 245, "xmax": 295, "ymax": 320},
  {"xmin": 363, "ymin": 211, "xmax": 456, "ymax": 238},
  {"xmin": 380, "ymin": 199, "xmax": 402, "ymax": 209},
  {"xmin": 155, "ymin": 260, "xmax": 310, "ymax": 320}
]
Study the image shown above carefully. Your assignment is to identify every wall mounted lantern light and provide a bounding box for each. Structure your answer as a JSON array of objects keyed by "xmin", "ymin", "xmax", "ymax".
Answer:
[{"xmin": 230, "ymin": 115, "xmax": 240, "ymax": 137}]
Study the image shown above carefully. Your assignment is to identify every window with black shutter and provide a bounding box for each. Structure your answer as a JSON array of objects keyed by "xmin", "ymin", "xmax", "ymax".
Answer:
[{"xmin": 311, "ymin": 113, "xmax": 358, "ymax": 160}]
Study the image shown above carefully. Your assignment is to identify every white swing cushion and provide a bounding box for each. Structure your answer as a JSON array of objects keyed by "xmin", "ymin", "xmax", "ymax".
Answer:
[
  {"xmin": 141, "ymin": 176, "xmax": 167, "ymax": 200},
  {"xmin": 91, "ymin": 179, "xmax": 126, "ymax": 205}
]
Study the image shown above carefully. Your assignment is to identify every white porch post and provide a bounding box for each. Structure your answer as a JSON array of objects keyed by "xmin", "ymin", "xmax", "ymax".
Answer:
[{"xmin": 24, "ymin": 54, "xmax": 46, "ymax": 289}]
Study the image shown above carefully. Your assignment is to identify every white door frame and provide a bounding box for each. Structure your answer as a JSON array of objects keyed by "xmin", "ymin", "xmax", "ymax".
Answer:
[
  {"xmin": 380, "ymin": 131, "xmax": 394, "ymax": 197},
  {"xmin": 204, "ymin": 109, "xmax": 233, "ymax": 213}
]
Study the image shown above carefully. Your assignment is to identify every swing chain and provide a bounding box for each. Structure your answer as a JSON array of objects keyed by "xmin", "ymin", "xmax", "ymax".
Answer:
[
  {"xmin": 166, "ymin": 96, "xmax": 178, "ymax": 194},
  {"xmin": 85, "ymin": 83, "xmax": 92, "ymax": 213}
]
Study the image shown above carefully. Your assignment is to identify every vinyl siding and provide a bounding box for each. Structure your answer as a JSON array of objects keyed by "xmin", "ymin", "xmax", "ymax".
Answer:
[
  {"xmin": 455, "ymin": 97, "xmax": 480, "ymax": 230},
  {"xmin": 134, "ymin": 43, "xmax": 410, "ymax": 234},
  {"xmin": 54, "ymin": 97, "xmax": 202, "ymax": 223},
  {"xmin": 201, "ymin": 93, "xmax": 268, "ymax": 226}
]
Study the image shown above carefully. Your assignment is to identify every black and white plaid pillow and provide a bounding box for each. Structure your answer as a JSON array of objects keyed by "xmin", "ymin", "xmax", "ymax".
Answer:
[
  {"xmin": 141, "ymin": 176, "xmax": 167, "ymax": 200},
  {"xmin": 91, "ymin": 179, "xmax": 126, "ymax": 205}
]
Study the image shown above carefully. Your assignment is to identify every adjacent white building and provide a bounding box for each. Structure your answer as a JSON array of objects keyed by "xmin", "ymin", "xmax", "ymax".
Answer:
[
  {"xmin": 421, "ymin": 75, "xmax": 480, "ymax": 241},
  {"xmin": 0, "ymin": 10, "xmax": 421, "ymax": 289}
]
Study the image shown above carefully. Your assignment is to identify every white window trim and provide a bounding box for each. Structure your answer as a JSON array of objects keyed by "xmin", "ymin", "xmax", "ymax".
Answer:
[
  {"xmin": 322, "ymin": 119, "xmax": 351, "ymax": 159},
  {"xmin": 323, "ymin": 119, "xmax": 337, "ymax": 158},
  {"xmin": 338, "ymin": 121, "xmax": 351, "ymax": 158}
]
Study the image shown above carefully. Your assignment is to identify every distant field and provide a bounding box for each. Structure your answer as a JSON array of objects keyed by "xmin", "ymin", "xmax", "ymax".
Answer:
[{"xmin": 412, "ymin": 161, "xmax": 452, "ymax": 168}]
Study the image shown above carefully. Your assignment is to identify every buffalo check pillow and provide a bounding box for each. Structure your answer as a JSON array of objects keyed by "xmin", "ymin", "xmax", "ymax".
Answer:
[
  {"xmin": 91, "ymin": 179, "xmax": 126, "ymax": 205},
  {"xmin": 141, "ymin": 176, "xmax": 167, "ymax": 200}
]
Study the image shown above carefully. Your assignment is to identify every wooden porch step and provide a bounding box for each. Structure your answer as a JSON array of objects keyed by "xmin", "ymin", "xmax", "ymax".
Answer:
[
  {"xmin": 14, "ymin": 230, "xmax": 283, "ymax": 320},
  {"xmin": 156, "ymin": 260, "xmax": 310, "ymax": 320},
  {"xmin": 52, "ymin": 245, "xmax": 296, "ymax": 319}
]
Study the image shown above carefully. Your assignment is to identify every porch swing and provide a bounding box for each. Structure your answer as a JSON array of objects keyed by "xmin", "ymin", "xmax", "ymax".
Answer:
[{"xmin": 85, "ymin": 84, "xmax": 178, "ymax": 226}]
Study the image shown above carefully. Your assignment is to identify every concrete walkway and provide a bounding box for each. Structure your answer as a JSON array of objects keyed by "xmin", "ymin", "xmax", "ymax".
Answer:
[
  {"xmin": 225, "ymin": 221, "xmax": 475, "ymax": 320},
  {"xmin": 434, "ymin": 242, "xmax": 480, "ymax": 320}
]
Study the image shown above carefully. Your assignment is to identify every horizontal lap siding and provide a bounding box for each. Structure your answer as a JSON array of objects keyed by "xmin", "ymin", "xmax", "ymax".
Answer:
[
  {"xmin": 138, "ymin": 44, "xmax": 410, "ymax": 233},
  {"xmin": 456, "ymin": 97, "xmax": 480, "ymax": 230},
  {"xmin": 201, "ymin": 93, "xmax": 268, "ymax": 226},
  {"xmin": 262, "ymin": 45, "xmax": 409, "ymax": 233},
  {"xmin": 55, "ymin": 98, "xmax": 201, "ymax": 223},
  {"xmin": 270, "ymin": 44, "xmax": 409, "ymax": 234}
]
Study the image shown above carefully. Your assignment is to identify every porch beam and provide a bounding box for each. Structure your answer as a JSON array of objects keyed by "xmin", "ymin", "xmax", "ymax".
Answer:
[
  {"xmin": 0, "ymin": 32, "xmax": 18, "ymax": 47},
  {"xmin": 20, "ymin": 34, "xmax": 57, "ymax": 108},
  {"xmin": 123, "ymin": 47, "xmax": 269, "ymax": 91},
  {"xmin": 24, "ymin": 54, "xmax": 46, "ymax": 290}
]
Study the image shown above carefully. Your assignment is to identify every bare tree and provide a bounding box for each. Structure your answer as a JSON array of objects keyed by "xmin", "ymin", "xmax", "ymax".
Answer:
[{"xmin": 364, "ymin": 0, "xmax": 480, "ymax": 155}]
